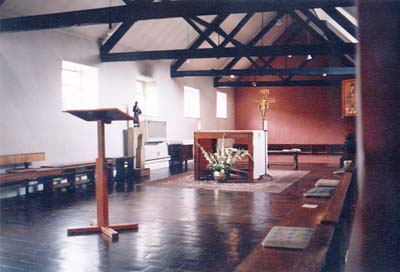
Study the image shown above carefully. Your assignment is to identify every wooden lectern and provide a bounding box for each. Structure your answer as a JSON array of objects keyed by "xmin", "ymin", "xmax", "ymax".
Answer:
[{"xmin": 65, "ymin": 108, "xmax": 138, "ymax": 240}]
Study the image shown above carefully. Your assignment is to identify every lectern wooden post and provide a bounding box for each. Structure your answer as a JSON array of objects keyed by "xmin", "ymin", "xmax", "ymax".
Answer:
[{"xmin": 64, "ymin": 108, "xmax": 138, "ymax": 240}]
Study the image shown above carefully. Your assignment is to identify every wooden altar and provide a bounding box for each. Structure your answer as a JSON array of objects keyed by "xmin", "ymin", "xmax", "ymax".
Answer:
[
  {"xmin": 64, "ymin": 108, "xmax": 138, "ymax": 241},
  {"xmin": 194, "ymin": 130, "xmax": 267, "ymax": 183}
]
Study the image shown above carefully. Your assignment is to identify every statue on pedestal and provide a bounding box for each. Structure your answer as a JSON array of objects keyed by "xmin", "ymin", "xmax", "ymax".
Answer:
[{"xmin": 132, "ymin": 101, "xmax": 142, "ymax": 127}]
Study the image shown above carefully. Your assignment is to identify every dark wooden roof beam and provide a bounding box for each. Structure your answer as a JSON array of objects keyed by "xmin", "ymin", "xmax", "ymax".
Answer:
[
  {"xmin": 0, "ymin": 0, "xmax": 355, "ymax": 32},
  {"xmin": 214, "ymin": 79, "xmax": 342, "ymax": 87},
  {"xmin": 172, "ymin": 67, "xmax": 355, "ymax": 77},
  {"xmin": 214, "ymin": 11, "xmax": 286, "ymax": 81},
  {"xmin": 184, "ymin": 17, "xmax": 219, "ymax": 48},
  {"xmin": 323, "ymin": 7, "xmax": 356, "ymax": 38},
  {"xmin": 171, "ymin": 15, "xmax": 228, "ymax": 72},
  {"xmin": 101, "ymin": 43, "xmax": 355, "ymax": 62}
]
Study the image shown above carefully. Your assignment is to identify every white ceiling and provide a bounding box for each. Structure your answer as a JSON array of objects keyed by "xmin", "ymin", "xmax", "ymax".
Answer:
[
  {"xmin": 0, "ymin": 1, "xmax": 356, "ymax": 74},
  {"xmin": 0, "ymin": 0, "xmax": 290, "ymax": 71}
]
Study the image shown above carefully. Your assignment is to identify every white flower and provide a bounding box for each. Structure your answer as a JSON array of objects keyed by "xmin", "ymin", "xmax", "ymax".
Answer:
[{"xmin": 197, "ymin": 134, "xmax": 253, "ymax": 174}]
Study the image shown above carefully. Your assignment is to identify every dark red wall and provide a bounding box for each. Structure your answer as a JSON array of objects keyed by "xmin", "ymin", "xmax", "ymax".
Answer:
[
  {"xmin": 233, "ymin": 29, "xmax": 355, "ymax": 145},
  {"xmin": 235, "ymin": 85, "xmax": 354, "ymax": 144}
]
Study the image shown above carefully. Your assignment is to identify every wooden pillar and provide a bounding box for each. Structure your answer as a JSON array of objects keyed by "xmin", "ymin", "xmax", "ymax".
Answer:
[
  {"xmin": 346, "ymin": 2, "xmax": 400, "ymax": 271},
  {"xmin": 96, "ymin": 120, "xmax": 109, "ymax": 227}
]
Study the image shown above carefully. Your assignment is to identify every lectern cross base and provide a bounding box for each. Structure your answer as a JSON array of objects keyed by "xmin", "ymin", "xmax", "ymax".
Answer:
[
  {"xmin": 67, "ymin": 223, "xmax": 138, "ymax": 241},
  {"xmin": 259, "ymin": 173, "xmax": 273, "ymax": 181}
]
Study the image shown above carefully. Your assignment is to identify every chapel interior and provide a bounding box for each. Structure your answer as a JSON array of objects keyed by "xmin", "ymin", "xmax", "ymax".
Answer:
[{"xmin": 1, "ymin": 1, "xmax": 399, "ymax": 271}]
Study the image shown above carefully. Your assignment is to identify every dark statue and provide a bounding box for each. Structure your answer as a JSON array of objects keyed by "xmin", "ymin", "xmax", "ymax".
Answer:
[{"xmin": 132, "ymin": 101, "xmax": 142, "ymax": 127}]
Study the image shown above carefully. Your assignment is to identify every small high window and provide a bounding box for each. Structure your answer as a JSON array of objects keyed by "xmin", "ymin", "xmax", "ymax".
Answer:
[
  {"xmin": 216, "ymin": 91, "xmax": 227, "ymax": 119},
  {"xmin": 61, "ymin": 60, "xmax": 98, "ymax": 110},
  {"xmin": 184, "ymin": 86, "xmax": 200, "ymax": 118}
]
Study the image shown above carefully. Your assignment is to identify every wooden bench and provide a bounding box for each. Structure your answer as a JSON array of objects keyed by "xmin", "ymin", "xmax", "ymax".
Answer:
[
  {"xmin": 235, "ymin": 164, "xmax": 356, "ymax": 272},
  {"xmin": 0, "ymin": 152, "xmax": 45, "ymax": 169},
  {"xmin": 268, "ymin": 150, "xmax": 300, "ymax": 170},
  {"xmin": 0, "ymin": 159, "xmax": 113, "ymax": 195},
  {"xmin": 269, "ymin": 144, "xmax": 344, "ymax": 155},
  {"xmin": 42, "ymin": 160, "xmax": 114, "ymax": 190}
]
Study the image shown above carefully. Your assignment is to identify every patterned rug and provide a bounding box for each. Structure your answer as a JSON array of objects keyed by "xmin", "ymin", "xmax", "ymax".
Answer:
[{"xmin": 144, "ymin": 169, "xmax": 310, "ymax": 193}]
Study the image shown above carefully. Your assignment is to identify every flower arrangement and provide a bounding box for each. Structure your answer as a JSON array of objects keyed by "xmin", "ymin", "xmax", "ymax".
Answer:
[{"xmin": 197, "ymin": 135, "xmax": 252, "ymax": 178}]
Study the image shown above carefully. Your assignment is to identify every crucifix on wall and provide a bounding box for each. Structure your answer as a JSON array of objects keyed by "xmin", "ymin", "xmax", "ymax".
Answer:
[{"xmin": 254, "ymin": 89, "xmax": 275, "ymax": 130}]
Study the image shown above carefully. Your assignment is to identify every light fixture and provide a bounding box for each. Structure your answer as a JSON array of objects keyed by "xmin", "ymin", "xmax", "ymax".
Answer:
[
  {"xmin": 230, "ymin": 75, "xmax": 235, "ymax": 79},
  {"xmin": 288, "ymin": 54, "xmax": 292, "ymax": 58},
  {"xmin": 323, "ymin": 73, "xmax": 327, "ymax": 77},
  {"xmin": 305, "ymin": 31, "xmax": 313, "ymax": 60},
  {"xmin": 107, "ymin": 0, "xmax": 112, "ymax": 36}
]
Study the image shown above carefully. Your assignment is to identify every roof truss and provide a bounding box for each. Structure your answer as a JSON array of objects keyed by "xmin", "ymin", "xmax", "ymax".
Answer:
[
  {"xmin": 0, "ymin": 0, "xmax": 357, "ymax": 87},
  {"xmin": 0, "ymin": 0, "xmax": 354, "ymax": 32}
]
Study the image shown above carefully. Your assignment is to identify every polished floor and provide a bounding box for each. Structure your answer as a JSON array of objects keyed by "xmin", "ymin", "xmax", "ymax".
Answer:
[{"xmin": 0, "ymin": 159, "xmax": 341, "ymax": 272}]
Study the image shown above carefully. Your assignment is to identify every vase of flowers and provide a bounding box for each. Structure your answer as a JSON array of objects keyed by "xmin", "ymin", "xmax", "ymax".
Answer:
[
  {"xmin": 197, "ymin": 134, "xmax": 252, "ymax": 182},
  {"xmin": 213, "ymin": 169, "xmax": 227, "ymax": 182}
]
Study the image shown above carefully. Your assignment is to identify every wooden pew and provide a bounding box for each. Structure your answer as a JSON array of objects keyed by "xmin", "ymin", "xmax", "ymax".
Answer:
[
  {"xmin": 235, "ymin": 165, "xmax": 356, "ymax": 272},
  {"xmin": 235, "ymin": 197, "xmax": 334, "ymax": 272},
  {"xmin": 321, "ymin": 172, "xmax": 353, "ymax": 225}
]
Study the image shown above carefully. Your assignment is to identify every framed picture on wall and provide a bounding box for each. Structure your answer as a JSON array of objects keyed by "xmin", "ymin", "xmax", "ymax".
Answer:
[{"xmin": 342, "ymin": 79, "xmax": 356, "ymax": 117}]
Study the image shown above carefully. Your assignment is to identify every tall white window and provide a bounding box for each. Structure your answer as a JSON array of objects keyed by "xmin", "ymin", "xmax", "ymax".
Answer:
[
  {"xmin": 216, "ymin": 91, "xmax": 227, "ymax": 118},
  {"xmin": 184, "ymin": 86, "xmax": 200, "ymax": 118},
  {"xmin": 136, "ymin": 78, "xmax": 158, "ymax": 117},
  {"xmin": 61, "ymin": 60, "xmax": 98, "ymax": 110}
]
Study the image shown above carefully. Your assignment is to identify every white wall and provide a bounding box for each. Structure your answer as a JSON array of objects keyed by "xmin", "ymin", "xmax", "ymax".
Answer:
[{"xmin": 0, "ymin": 29, "xmax": 235, "ymax": 166}]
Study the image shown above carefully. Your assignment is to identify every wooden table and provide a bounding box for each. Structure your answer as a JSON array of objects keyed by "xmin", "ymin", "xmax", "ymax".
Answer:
[
  {"xmin": 268, "ymin": 150, "xmax": 300, "ymax": 170},
  {"xmin": 65, "ymin": 108, "xmax": 138, "ymax": 241},
  {"xmin": 194, "ymin": 130, "xmax": 266, "ymax": 182}
]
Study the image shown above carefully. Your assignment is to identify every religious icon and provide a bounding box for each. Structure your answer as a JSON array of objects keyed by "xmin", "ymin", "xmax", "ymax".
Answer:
[
  {"xmin": 342, "ymin": 79, "xmax": 356, "ymax": 117},
  {"xmin": 132, "ymin": 101, "xmax": 142, "ymax": 127},
  {"xmin": 254, "ymin": 89, "xmax": 275, "ymax": 120}
]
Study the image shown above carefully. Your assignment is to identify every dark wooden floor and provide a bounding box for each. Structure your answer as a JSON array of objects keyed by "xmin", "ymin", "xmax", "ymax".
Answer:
[{"xmin": 0, "ymin": 161, "xmax": 342, "ymax": 272}]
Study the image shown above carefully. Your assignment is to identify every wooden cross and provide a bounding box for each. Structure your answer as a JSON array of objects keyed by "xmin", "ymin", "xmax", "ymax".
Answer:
[{"xmin": 255, "ymin": 89, "xmax": 275, "ymax": 120}]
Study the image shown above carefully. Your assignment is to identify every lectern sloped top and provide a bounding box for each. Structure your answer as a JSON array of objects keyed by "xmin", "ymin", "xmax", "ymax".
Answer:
[{"xmin": 64, "ymin": 108, "xmax": 133, "ymax": 122}]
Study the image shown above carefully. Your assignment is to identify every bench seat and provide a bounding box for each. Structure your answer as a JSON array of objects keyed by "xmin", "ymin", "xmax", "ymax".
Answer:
[{"xmin": 235, "ymin": 164, "xmax": 356, "ymax": 272}]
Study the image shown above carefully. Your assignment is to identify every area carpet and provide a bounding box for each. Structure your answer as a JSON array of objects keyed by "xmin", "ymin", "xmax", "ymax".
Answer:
[{"xmin": 144, "ymin": 169, "xmax": 310, "ymax": 193}]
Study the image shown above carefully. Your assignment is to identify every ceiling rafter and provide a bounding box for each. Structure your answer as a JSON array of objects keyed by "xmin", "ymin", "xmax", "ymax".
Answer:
[
  {"xmin": 171, "ymin": 15, "xmax": 229, "ymax": 72},
  {"xmin": 213, "ymin": 11, "xmax": 286, "ymax": 81},
  {"xmin": 100, "ymin": 43, "xmax": 355, "ymax": 62},
  {"xmin": 214, "ymin": 14, "xmax": 309, "ymax": 83},
  {"xmin": 0, "ymin": 0, "xmax": 355, "ymax": 32},
  {"xmin": 190, "ymin": 16, "xmax": 262, "ymax": 69},
  {"xmin": 214, "ymin": 79, "xmax": 342, "ymax": 87},
  {"xmin": 184, "ymin": 17, "xmax": 219, "ymax": 49},
  {"xmin": 299, "ymin": 9, "xmax": 342, "ymax": 42},
  {"xmin": 291, "ymin": 10, "xmax": 355, "ymax": 66},
  {"xmin": 171, "ymin": 67, "xmax": 355, "ymax": 77},
  {"xmin": 101, "ymin": 0, "xmax": 146, "ymax": 54},
  {"xmin": 323, "ymin": 7, "xmax": 356, "ymax": 38},
  {"xmin": 219, "ymin": 13, "xmax": 255, "ymax": 48},
  {"xmin": 0, "ymin": 0, "xmax": 357, "ymax": 86}
]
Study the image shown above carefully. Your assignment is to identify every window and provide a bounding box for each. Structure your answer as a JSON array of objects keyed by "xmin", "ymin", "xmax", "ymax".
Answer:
[
  {"xmin": 61, "ymin": 60, "xmax": 98, "ymax": 110},
  {"xmin": 136, "ymin": 78, "xmax": 158, "ymax": 117},
  {"xmin": 184, "ymin": 86, "xmax": 200, "ymax": 118},
  {"xmin": 216, "ymin": 91, "xmax": 227, "ymax": 118}
]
